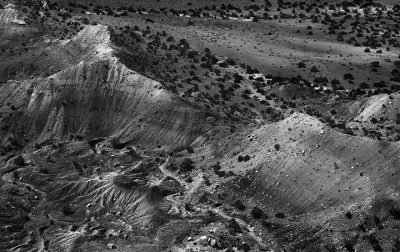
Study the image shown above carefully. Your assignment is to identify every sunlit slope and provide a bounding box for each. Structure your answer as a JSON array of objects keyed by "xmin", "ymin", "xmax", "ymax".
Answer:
[
  {"xmin": 219, "ymin": 112, "xmax": 399, "ymax": 215},
  {"xmin": 0, "ymin": 25, "xmax": 205, "ymax": 150}
]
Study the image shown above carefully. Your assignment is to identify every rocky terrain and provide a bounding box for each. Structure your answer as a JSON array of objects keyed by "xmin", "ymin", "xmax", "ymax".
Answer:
[{"xmin": 0, "ymin": 0, "xmax": 400, "ymax": 251}]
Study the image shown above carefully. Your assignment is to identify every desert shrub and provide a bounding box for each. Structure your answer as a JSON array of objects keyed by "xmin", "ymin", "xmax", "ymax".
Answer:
[
  {"xmin": 227, "ymin": 218, "xmax": 241, "ymax": 234},
  {"xmin": 343, "ymin": 73, "xmax": 354, "ymax": 80},
  {"xmin": 297, "ymin": 62, "xmax": 306, "ymax": 68},
  {"xmin": 62, "ymin": 205, "xmax": 75, "ymax": 216},
  {"xmin": 390, "ymin": 205, "xmax": 400, "ymax": 219},
  {"xmin": 314, "ymin": 77, "xmax": 329, "ymax": 85},
  {"xmin": 370, "ymin": 61, "xmax": 381, "ymax": 69},
  {"xmin": 246, "ymin": 65, "xmax": 259, "ymax": 74},
  {"xmin": 187, "ymin": 50, "xmax": 198, "ymax": 58},
  {"xmin": 14, "ymin": 155, "xmax": 26, "ymax": 166},
  {"xmin": 373, "ymin": 81, "xmax": 386, "ymax": 88},
  {"xmin": 212, "ymin": 163, "xmax": 225, "ymax": 177},
  {"xmin": 310, "ymin": 66, "xmax": 319, "ymax": 73},
  {"xmin": 331, "ymin": 78, "xmax": 341, "ymax": 86},
  {"xmin": 186, "ymin": 146, "xmax": 194, "ymax": 153},
  {"xmin": 360, "ymin": 82, "xmax": 369, "ymax": 89},
  {"xmin": 251, "ymin": 206, "xmax": 264, "ymax": 219},
  {"xmin": 226, "ymin": 58, "xmax": 236, "ymax": 65},
  {"xmin": 219, "ymin": 61, "xmax": 228, "ymax": 67},
  {"xmin": 366, "ymin": 234, "xmax": 383, "ymax": 251},
  {"xmin": 274, "ymin": 143, "xmax": 280, "ymax": 151},
  {"xmin": 179, "ymin": 158, "xmax": 195, "ymax": 172},
  {"xmin": 233, "ymin": 199, "xmax": 246, "ymax": 210}
]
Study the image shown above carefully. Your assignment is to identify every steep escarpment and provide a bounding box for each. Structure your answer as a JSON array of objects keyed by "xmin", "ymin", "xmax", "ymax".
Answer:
[{"xmin": 0, "ymin": 25, "xmax": 207, "ymax": 150}]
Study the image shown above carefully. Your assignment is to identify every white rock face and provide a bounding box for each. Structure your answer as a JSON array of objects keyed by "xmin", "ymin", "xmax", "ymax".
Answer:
[{"xmin": 0, "ymin": 7, "xmax": 26, "ymax": 25}]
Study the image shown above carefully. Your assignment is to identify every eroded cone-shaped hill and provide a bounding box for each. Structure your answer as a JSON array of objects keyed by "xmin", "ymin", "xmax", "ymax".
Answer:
[{"xmin": 0, "ymin": 25, "xmax": 205, "ymax": 150}]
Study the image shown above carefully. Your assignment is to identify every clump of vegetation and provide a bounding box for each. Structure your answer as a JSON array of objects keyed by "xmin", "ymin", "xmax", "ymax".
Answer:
[
  {"xmin": 227, "ymin": 218, "xmax": 242, "ymax": 234},
  {"xmin": 212, "ymin": 163, "xmax": 226, "ymax": 177},
  {"xmin": 390, "ymin": 205, "xmax": 400, "ymax": 219},
  {"xmin": 62, "ymin": 205, "xmax": 75, "ymax": 216},
  {"xmin": 251, "ymin": 206, "xmax": 264, "ymax": 219},
  {"xmin": 233, "ymin": 199, "xmax": 246, "ymax": 210},
  {"xmin": 179, "ymin": 158, "xmax": 195, "ymax": 172}
]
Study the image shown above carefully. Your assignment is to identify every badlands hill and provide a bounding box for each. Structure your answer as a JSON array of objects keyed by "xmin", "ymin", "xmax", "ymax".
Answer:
[
  {"xmin": 0, "ymin": 24, "xmax": 207, "ymax": 152},
  {"xmin": 0, "ymin": 0, "xmax": 400, "ymax": 251}
]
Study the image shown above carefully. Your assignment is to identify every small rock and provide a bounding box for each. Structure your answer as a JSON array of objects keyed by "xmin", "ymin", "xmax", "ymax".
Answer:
[
  {"xmin": 209, "ymin": 238, "xmax": 217, "ymax": 247},
  {"xmin": 106, "ymin": 243, "xmax": 116, "ymax": 249},
  {"xmin": 198, "ymin": 235, "xmax": 208, "ymax": 246}
]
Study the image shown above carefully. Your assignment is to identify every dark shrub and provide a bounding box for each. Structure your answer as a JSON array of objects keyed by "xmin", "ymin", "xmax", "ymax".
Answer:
[
  {"xmin": 310, "ymin": 66, "xmax": 319, "ymax": 73},
  {"xmin": 186, "ymin": 146, "xmax": 194, "ymax": 153},
  {"xmin": 14, "ymin": 155, "xmax": 26, "ymax": 166},
  {"xmin": 62, "ymin": 205, "xmax": 75, "ymax": 216},
  {"xmin": 251, "ymin": 206, "xmax": 264, "ymax": 219},
  {"xmin": 390, "ymin": 205, "xmax": 400, "ymax": 219},
  {"xmin": 298, "ymin": 62, "xmax": 306, "ymax": 68},
  {"xmin": 233, "ymin": 199, "xmax": 246, "ymax": 210},
  {"xmin": 228, "ymin": 218, "xmax": 241, "ymax": 234},
  {"xmin": 344, "ymin": 73, "xmax": 354, "ymax": 80},
  {"xmin": 179, "ymin": 158, "xmax": 195, "ymax": 172}
]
